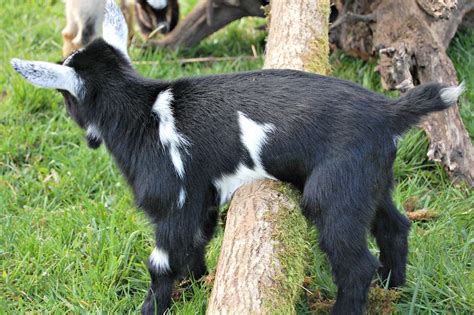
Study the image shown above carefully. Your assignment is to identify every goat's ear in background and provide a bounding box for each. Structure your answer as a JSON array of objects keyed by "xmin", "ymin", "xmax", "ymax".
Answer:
[
  {"xmin": 10, "ymin": 58, "xmax": 83, "ymax": 98},
  {"xmin": 103, "ymin": 0, "xmax": 130, "ymax": 60}
]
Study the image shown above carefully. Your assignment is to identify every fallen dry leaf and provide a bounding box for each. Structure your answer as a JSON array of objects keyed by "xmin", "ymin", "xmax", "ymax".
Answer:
[{"xmin": 406, "ymin": 208, "xmax": 438, "ymax": 221}]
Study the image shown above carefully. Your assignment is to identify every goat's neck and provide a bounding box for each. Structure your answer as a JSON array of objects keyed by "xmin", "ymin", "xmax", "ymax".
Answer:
[{"xmin": 92, "ymin": 81, "xmax": 167, "ymax": 179}]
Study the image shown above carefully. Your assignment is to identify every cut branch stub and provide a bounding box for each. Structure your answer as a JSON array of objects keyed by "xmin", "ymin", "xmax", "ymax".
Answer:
[{"xmin": 377, "ymin": 43, "xmax": 415, "ymax": 92}]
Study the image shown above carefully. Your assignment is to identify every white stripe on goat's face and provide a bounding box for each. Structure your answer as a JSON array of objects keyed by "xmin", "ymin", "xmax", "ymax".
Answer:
[
  {"xmin": 214, "ymin": 112, "xmax": 276, "ymax": 206},
  {"xmin": 10, "ymin": 59, "xmax": 83, "ymax": 98},
  {"xmin": 149, "ymin": 247, "xmax": 171, "ymax": 273},
  {"xmin": 147, "ymin": 0, "xmax": 168, "ymax": 10},
  {"xmin": 103, "ymin": 0, "xmax": 129, "ymax": 60},
  {"xmin": 152, "ymin": 89, "xmax": 190, "ymax": 179}
]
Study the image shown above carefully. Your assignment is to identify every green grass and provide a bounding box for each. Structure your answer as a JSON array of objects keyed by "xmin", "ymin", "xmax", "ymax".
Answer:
[{"xmin": 1, "ymin": 0, "xmax": 473, "ymax": 314}]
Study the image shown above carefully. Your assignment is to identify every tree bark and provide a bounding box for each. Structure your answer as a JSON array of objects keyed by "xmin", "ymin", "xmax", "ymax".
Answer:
[
  {"xmin": 207, "ymin": 180, "xmax": 309, "ymax": 314},
  {"xmin": 208, "ymin": 1, "xmax": 330, "ymax": 314},
  {"xmin": 330, "ymin": 0, "xmax": 474, "ymax": 186},
  {"xmin": 264, "ymin": 0, "xmax": 330, "ymax": 74}
]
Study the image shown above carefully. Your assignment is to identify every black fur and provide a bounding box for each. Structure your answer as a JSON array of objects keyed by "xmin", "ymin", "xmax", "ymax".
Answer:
[{"xmin": 59, "ymin": 39, "xmax": 453, "ymax": 315}]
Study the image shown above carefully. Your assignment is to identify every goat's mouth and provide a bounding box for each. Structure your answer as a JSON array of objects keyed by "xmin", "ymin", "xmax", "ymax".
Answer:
[
  {"xmin": 86, "ymin": 125, "xmax": 103, "ymax": 149},
  {"xmin": 86, "ymin": 135, "xmax": 102, "ymax": 149}
]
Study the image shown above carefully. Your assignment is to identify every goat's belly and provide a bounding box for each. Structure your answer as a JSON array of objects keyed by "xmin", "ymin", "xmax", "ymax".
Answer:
[{"xmin": 213, "ymin": 163, "xmax": 276, "ymax": 206}]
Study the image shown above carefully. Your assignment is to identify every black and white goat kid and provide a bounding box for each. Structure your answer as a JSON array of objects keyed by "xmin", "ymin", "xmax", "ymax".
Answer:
[{"xmin": 11, "ymin": 0, "xmax": 464, "ymax": 314}]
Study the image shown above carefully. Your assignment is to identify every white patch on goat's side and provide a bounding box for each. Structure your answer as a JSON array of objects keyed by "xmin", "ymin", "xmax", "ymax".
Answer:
[
  {"xmin": 103, "ymin": 0, "xmax": 129, "ymax": 60},
  {"xmin": 238, "ymin": 112, "xmax": 275, "ymax": 167},
  {"xmin": 440, "ymin": 82, "xmax": 465, "ymax": 105},
  {"xmin": 213, "ymin": 112, "xmax": 276, "ymax": 206},
  {"xmin": 214, "ymin": 164, "xmax": 276, "ymax": 206},
  {"xmin": 86, "ymin": 124, "xmax": 101, "ymax": 140},
  {"xmin": 177, "ymin": 187, "xmax": 186, "ymax": 208},
  {"xmin": 149, "ymin": 247, "xmax": 171, "ymax": 273},
  {"xmin": 152, "ymin": 89, "xmax": 190, "ymax": 179},
  {"xmin": 147, "ymin": 0, "xmax": 167, "ymax": 10},
  {"xmin": 169, "ymin": 146, "xmax": 186, "ymax": 179},
  {"xmin": 11, "ymin": 59, "xmax": 83, "ymax": 98}
]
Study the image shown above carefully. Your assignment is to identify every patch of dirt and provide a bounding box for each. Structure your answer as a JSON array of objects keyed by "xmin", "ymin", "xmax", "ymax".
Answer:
[
  {"xmin": 302, "ymin": 276, "xmax": 400, "ymax": 314},
  {"xmin": 367, "ymin": 287, "xmax": 401, "ymax": 315}
]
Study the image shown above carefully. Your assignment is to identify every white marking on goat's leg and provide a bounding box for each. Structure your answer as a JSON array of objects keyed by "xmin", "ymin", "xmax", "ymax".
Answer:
[
  {"xmin": 213, "ymin": 112, "xmax": 276, "ymax": 206},
  {"xmin": 152, "ymin": 89, "xmax": 190, "ymax": 179},
  {"xmin": 149, "ymin": 247, "xmax": 171, "ymax": 273},
  {"xmin": 147, "ymin": 0, "xmax": 168, "ymax": 10},
  {"xmin": 440, "ymin": 82, "xmax": 465, "ymax": 105}
]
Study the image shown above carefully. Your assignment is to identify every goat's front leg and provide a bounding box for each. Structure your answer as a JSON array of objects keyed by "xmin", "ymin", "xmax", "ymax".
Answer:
[
  {"xmin": 142, "ymin": 245, "xmax": 175, "ymax": 315},
  {"xmin": 142, "ymin": 213, "xmax": 209, "ymax": 315},
  {"xmin": 62, "ymin": 0, "xmax": 79, "ymax": 57}
]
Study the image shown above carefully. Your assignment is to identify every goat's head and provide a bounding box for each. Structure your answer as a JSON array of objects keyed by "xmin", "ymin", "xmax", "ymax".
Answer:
[
  {"xmin": 134, "ymin": 0, "xmax": 179, "ymax": 38},
  {"xmin": 11, "ymin": 0, "xmax": 130, "ymax": 149}
]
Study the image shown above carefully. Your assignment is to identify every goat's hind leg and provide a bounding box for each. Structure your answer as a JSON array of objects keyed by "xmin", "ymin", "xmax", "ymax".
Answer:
[
  {"xmin": 303, "ymin": 166, "xmax": 379, "ymax": 315},
  {"xmin": 372, "ymin": 197, "xmax": 411, "ymax": 287}
]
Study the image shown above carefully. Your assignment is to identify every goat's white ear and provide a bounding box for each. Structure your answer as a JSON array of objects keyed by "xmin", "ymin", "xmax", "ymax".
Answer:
[
  {"xmin": 103, "ymin": 0, "xmax": 129, "ymax": 60},
  {"xmin": 11, "ymin": 58, "xmax": 83, "ymax": 98}
]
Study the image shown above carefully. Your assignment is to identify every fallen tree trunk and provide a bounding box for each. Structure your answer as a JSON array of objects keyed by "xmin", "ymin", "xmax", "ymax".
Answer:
[
  {"xmin": 330, "ymin": 0, "xmax": 474, "ymax": 186},
  {"xmin": 207, "ymin": 1, "xmax": 330, "ymax": 313},
  {"xmin": 151, "ymin": 0, "xmax": 264, "ymax": 49},
  {"xmin": 207, "ymin": 181, "xmax": 309, "ymax": 314}
]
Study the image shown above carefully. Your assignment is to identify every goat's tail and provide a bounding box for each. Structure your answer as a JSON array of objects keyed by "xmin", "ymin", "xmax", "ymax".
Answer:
[{"xmin": 388, "ymin": 82, "xmax": 465, "ymax": 134}]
